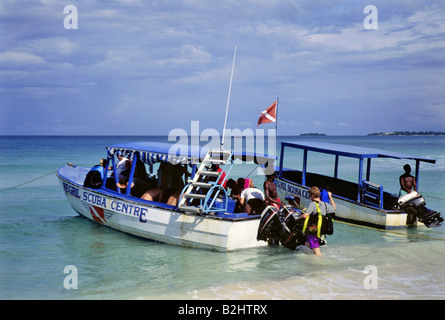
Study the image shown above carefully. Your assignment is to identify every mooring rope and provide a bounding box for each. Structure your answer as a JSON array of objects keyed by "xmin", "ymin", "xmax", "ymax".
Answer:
[
  {"xmin": 423, "ymin": 194, "xmax": 445, "ymax": 201},
  {"xmin": 0, "ymin": 170, "xmax": 58, "ymax": 193},
  {"xmin": 334, "ymin": 219, "xmax": 445, "ymax": 242}
]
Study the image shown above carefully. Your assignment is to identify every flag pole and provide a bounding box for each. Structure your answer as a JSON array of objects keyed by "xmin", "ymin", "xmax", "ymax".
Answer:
[
  {"xmin": 274, "ymin": 97, "xmax": 279, "ymax": 163},
  {"xmin": 275, "ymin": 97, "xmax": 279, "ymax": 137},
  {"xmin": 221, "ymin": 45, "xmax": 237, "ymax": 150}
]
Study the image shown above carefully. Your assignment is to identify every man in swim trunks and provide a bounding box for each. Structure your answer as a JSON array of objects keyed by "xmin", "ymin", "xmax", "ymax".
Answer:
[
  {"xmin": 263, "ymin": 172, "xmax": 281, "ymax": 209},
  {"xmin": 399, "ymin": 164, "xmax": 417, "ymax": 197}
]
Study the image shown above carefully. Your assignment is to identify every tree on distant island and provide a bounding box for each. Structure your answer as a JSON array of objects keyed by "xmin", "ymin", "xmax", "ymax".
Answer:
[
  {"xmin": 368, "ymin": 131, "xmax": 445, "ymax": 136},
  {"xmin": 300, "ymin": 133, "xmax": 327, "ymax": 136}
]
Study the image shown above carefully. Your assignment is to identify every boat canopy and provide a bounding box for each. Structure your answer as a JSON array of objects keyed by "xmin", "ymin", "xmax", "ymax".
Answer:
[
  {"xmin": 281, "ymin": 141, "xmax": 436, "ymax": 164},
  {"xmin": 278, "ymin": 141, "xmax": 436, "ymax": 196},
  {"xmin": 107, "ymin": 141, "xmax": 274, "ymax": 166}
]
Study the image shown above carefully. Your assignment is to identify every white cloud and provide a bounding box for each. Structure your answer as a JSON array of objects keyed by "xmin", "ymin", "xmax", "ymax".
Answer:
[
  {"xmin": 172, "ymin": 67, "xmax": 229, "ymax": 85},
  {"xmin": 0, "ymin": 51, "xmax": 45, "ymax": 65},
  {"xmin": 158, "ymin": 44, "xmax": 212, "ymax": 66}
]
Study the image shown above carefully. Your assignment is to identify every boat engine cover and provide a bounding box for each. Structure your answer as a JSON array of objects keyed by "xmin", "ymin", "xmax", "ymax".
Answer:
[
  {"xmin": 257, "ymin": 205, "xmax": 307, "ymax": 250},
  {"xmin": 257, "ymin": 206, "xmax": 281, "ymax": 242},
  {"xmin": 398, "ymin": 191, "xmax": 425, "ymax": 209},
  {"xmin": 398, "ymin": 192, "xmax": 443, "ymax": 228}
]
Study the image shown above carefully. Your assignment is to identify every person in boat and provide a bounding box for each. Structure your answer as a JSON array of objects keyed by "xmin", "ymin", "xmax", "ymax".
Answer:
[
  {"xmin": 263, "ymin": 171, "xmax": 281, "ymax": 209},
  {"xmin": 237, "ymin": 177, "xmax": 245, "ymax": 192},
  {"xmin": 167, "ymin": 164, "xmax": 190, "ymax": 206},
  {"xmin": 244, "ymin": 178, "xmax": 255, "ymax": 189},
  {"xmin": 116, "ymin": 176, "xmax": 151, "ymax": 198},
  {"xmin": 158, "ymin": 162, "xmax": 190, "ymax": 205},
  {"xmin": 116, "ymin": 155, "xmax": 131, "ymax": 180},
  {"xmin": 141, "ymin": 187, "xmax": 165, "ymax": 203},
  {"xmin": 226, "ymin": 179, "xmax": 238, "ymax": 197},
  {"xmin": 227, "ymin": 178, "xmax": 243, "ymax": 213},
  {"xmin": 84, "ymin": 158, "xmax": 107, "ymax": 189},
  {"xmin": 133, "ymin": 156, "xmax": 148, "ymax": 180},
  {"xmin": 240, "ymin": 186, "xmax": 266, "ymax": 215},
  {"xmin": 399, "ymin": 164, "xmax": 417, "ymax": 197},
  {"xmin": 298, "ymin": 186, "xmax": 336, "ymax": 256},
  {"xmin": 234, "ymin": 178, "xmax": 249, "ymax": 212}
]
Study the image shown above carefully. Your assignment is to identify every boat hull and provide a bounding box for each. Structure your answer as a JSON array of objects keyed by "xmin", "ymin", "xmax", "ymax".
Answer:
[
  {"xmin": 275, "ymin": 178, "xmax": 411, "ymax": 229},
  {"xmin": 57, "ymin": 165, "xmax": 267, "ymax": 251}
]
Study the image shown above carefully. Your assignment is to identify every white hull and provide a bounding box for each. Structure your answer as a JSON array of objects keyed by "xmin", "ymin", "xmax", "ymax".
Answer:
[
  {"xmin": 275, "ymin": 178, "xmax": 414, "ymax": 229},
  {"xmin": 58, "ymin": 165, "xmax": 267, "ymax": 251}
]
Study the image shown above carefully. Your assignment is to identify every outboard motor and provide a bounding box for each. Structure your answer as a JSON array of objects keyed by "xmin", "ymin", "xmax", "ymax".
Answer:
[
  {"xmin": 398, "ymin": 191, "xmax": 443, "ymax": 228},
  {"xmin": 257, "ymin": 205, "xmax": 307, "ymax": 250}
]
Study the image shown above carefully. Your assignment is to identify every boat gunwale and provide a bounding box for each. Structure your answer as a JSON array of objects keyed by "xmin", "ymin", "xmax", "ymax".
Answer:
[{"xmin": 276, "ymin": 174, "xmax": 403, "ymax": 214}]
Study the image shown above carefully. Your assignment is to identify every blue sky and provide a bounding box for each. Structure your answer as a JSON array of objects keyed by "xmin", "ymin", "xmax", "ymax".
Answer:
[{"xmin": 1, "ymin": 0, "xmax": 445, "ymax": 135}]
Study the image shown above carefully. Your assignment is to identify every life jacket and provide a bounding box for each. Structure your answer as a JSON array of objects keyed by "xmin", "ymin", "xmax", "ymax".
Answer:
[{"xmin": 302, "ymin": 201, "xmax": 323, "ymax": 238}]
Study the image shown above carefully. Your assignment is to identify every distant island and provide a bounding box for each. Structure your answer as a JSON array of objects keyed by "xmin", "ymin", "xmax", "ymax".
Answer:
[
  {"xmin": 368, "ymin": 131, "xmax": 445, "ymax": 136},
  {"xmin": 300, "ymin": 133, "xmax": 327, "ymax": 136}
]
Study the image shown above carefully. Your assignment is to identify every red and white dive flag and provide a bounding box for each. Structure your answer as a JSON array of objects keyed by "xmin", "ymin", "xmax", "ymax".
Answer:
[{"xmin": 257, "ymin": 101, "xmax": 277, "ymax": 126}]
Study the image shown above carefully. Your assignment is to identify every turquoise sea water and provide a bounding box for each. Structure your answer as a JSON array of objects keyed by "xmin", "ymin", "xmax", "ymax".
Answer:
[{"xmin": 1, "ymin": 135, "xmax": 445, "ymax": 300}]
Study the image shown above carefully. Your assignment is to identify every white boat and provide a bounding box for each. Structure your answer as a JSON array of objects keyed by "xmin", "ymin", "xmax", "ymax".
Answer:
[
  {"xmin": 57, "ymin": 142, "xmax": 274, "ymax": 251},
  {"xmin": 275, "ymin": 141, "xmax": 443, "ymax": 229}
]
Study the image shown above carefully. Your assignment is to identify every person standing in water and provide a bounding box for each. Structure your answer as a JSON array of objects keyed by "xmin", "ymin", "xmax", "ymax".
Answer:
[{"xmin": 298, "ymin": 186, "xmax": 336, "ymax": 256}]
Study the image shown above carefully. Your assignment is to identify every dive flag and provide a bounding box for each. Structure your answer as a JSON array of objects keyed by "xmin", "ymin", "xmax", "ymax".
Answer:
[
  {"xmin": 90, "ymin": 205, "xmax": 106, "ymax": 224},
  {"xmin": 257, "ymin": 101, "xmax": 277, "ymax": 126}
]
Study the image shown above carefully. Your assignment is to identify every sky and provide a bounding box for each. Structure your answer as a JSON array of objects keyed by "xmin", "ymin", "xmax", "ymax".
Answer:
[{"xmin": 1, "ymin": 0, "xmax": 445, "ymax": 136}]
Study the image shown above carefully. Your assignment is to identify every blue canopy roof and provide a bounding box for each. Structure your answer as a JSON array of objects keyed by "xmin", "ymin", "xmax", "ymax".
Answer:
[
  {"xmin": 107, "ymin": 142, "xmax": 205, "ymax": 164},
  {"xmin": 281, "ymin": 141, "xmax": 436, "ymax": 164},
  {"xmin": 107, "ymin": 141, "xmax": 274, "ymax": 165}
]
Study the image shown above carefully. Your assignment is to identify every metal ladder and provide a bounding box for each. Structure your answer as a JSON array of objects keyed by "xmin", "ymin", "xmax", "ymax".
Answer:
[
  {"xmin": 362, "ymin": 180, "xmax": 384, "ymax": 209},
  {"xmin": 178, "ymin": 149, "xmax": 233, "ymax": 214}
]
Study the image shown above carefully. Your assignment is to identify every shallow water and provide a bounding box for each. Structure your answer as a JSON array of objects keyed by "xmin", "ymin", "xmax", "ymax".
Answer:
[{"xmin": 1, "ymin": 135, "xmax": 444, "ymax": 300}]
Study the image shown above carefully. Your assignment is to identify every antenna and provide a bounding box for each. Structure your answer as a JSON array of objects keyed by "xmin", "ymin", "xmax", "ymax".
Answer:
[{"xmin": 221, "ymin": 45, "xmax": 237, "ymax": 150}]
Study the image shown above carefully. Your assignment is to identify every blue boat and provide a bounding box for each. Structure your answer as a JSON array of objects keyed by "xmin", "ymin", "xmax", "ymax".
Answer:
[
  {"xmin": 275, "ymin": 141, "xmax": 443, "ymax": 229},
  {"xmin": 57, "ymin": 141, "xmax": 275, "ymax": 251}
]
